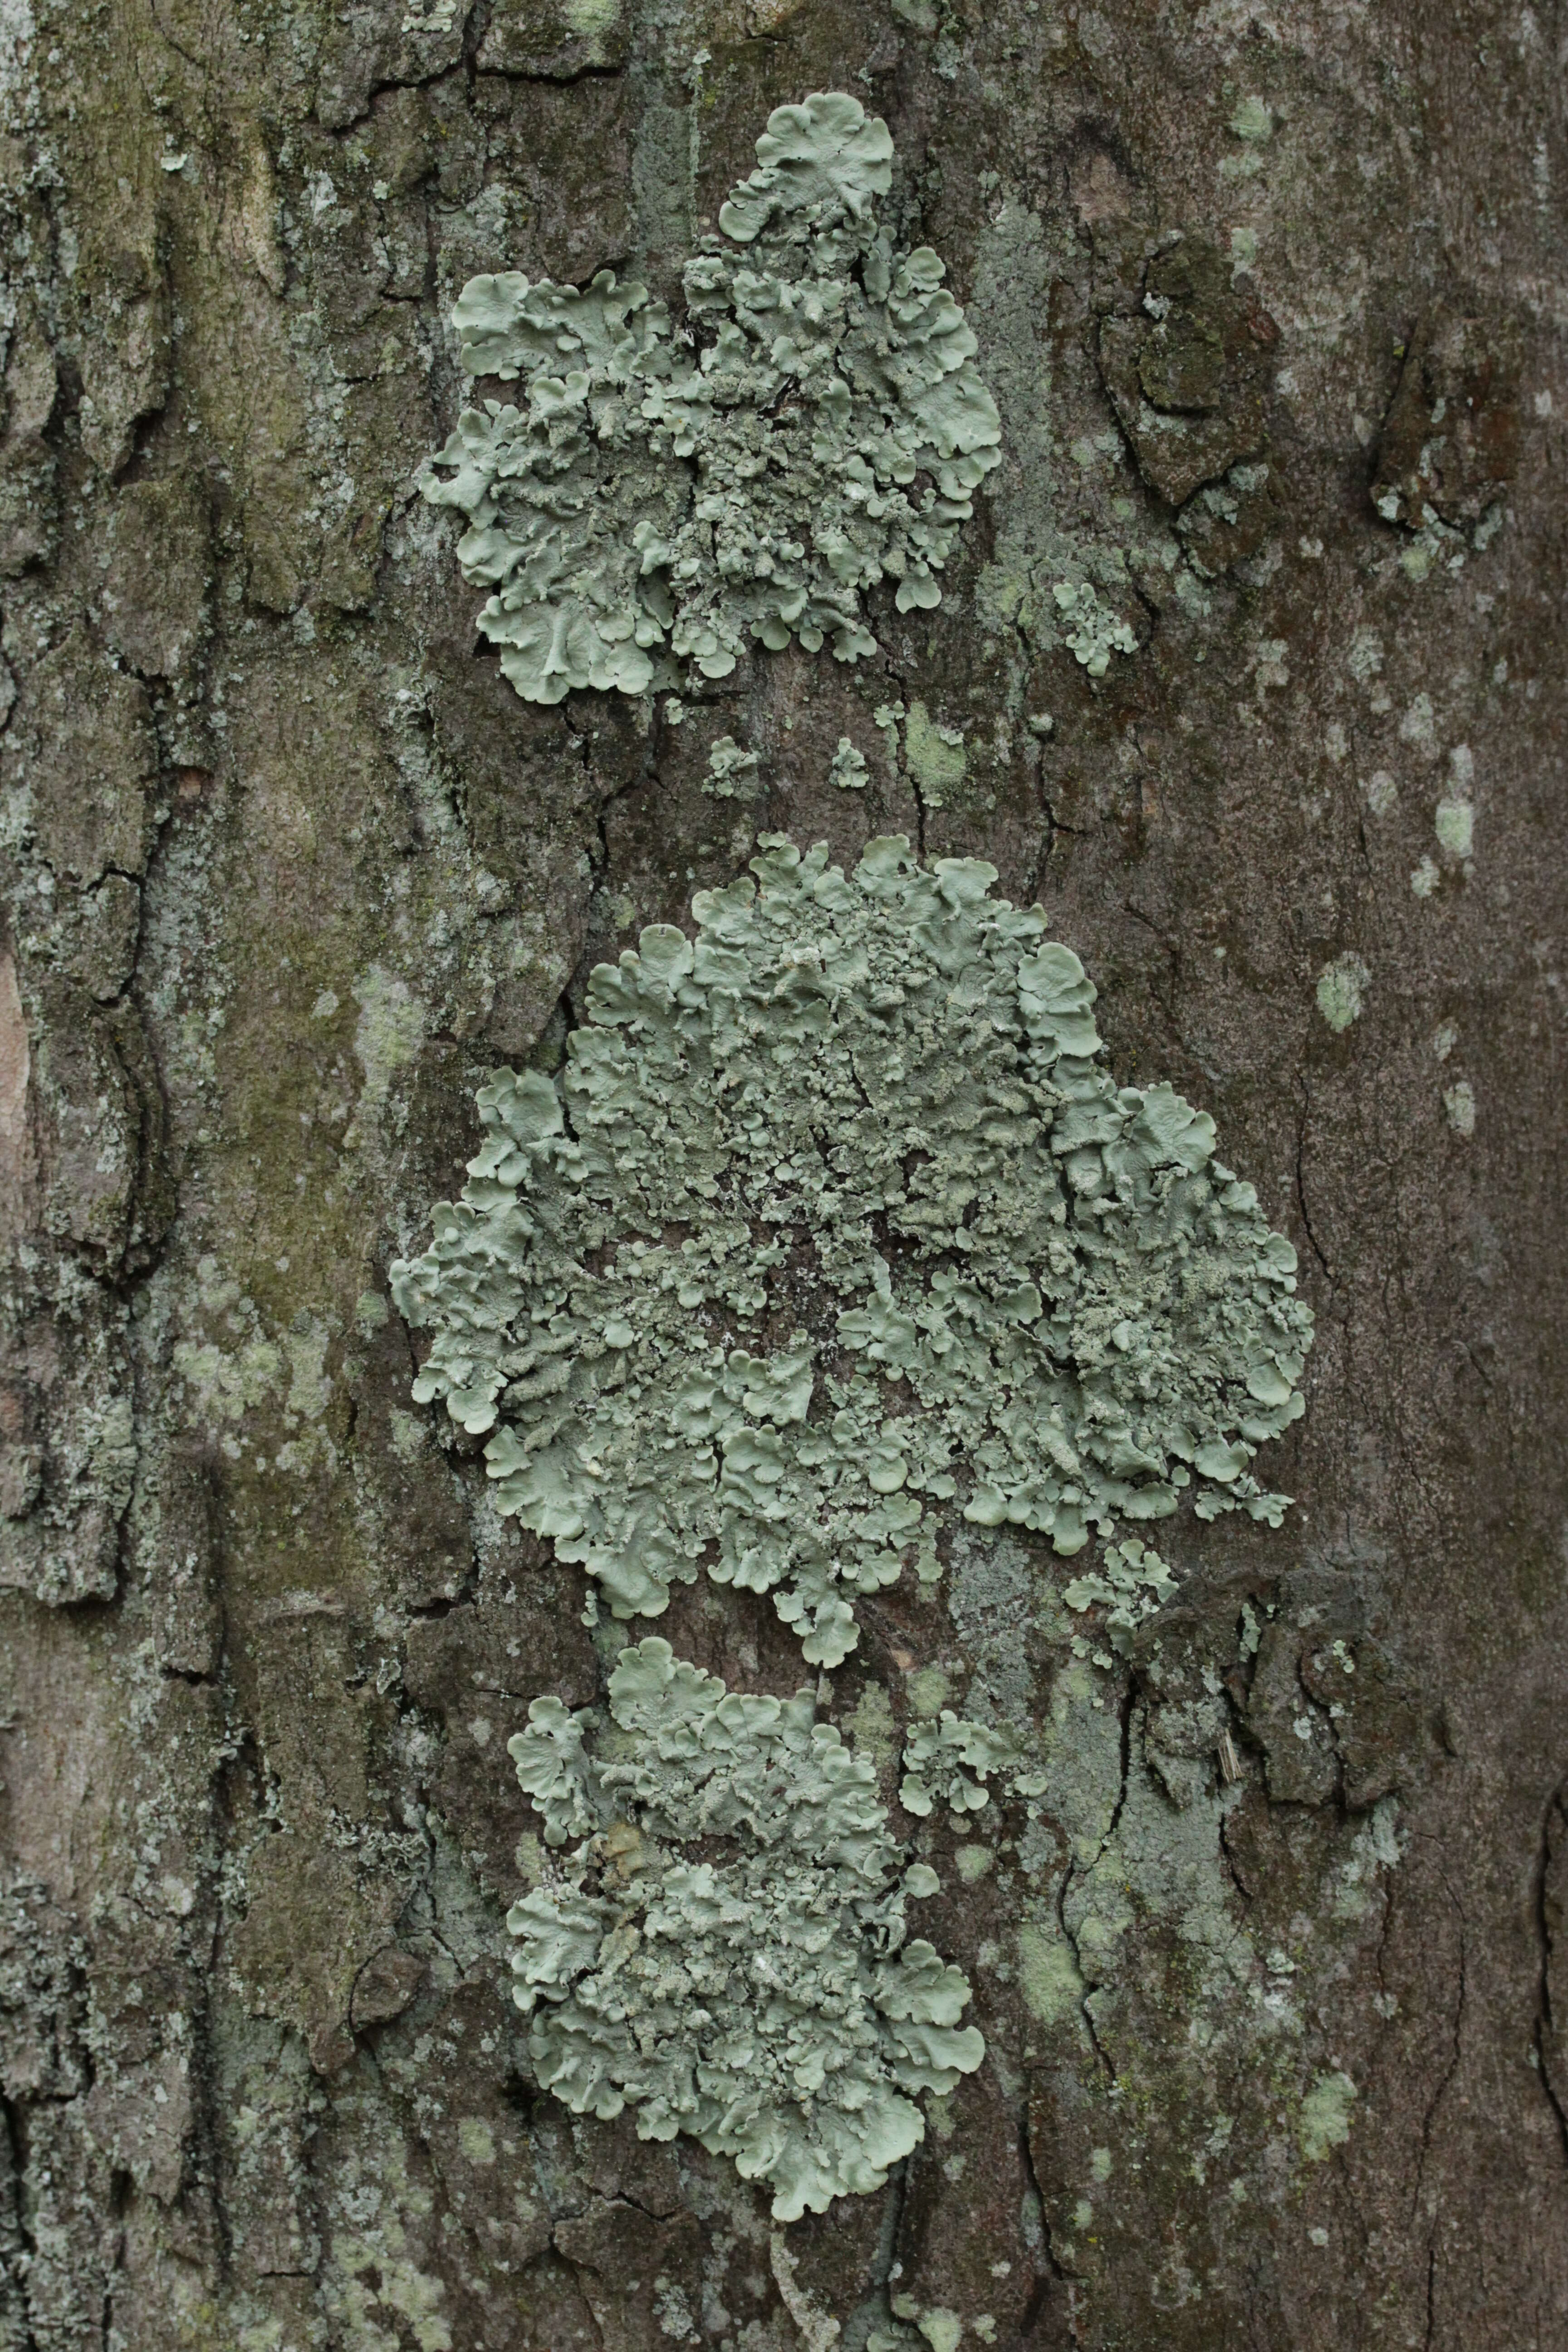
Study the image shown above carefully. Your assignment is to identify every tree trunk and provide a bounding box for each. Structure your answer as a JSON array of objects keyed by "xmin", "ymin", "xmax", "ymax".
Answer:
[{"xmin": 1, "ymin": 1, "xmax": 1563, "ymax": 2347}]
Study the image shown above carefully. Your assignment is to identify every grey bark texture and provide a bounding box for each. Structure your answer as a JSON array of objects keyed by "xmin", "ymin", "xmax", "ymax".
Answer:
[{"xmin": 0, "ymin": 0, "xmax": 1564, "ymax": 2345}]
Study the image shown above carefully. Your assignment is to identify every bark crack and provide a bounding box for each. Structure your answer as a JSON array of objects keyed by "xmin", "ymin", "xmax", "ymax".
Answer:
[
  {"xmin": 1533, "ymin": 1786, "xmax": 1568, "ymax": 2161},
  {"xmin": 1293, "ymin": 1074, "xmax": 1331, "ymax": 1283},
  {"xmin": 1019, "ymin": 2117, "xmax": 1079, "ymax": 2348}
]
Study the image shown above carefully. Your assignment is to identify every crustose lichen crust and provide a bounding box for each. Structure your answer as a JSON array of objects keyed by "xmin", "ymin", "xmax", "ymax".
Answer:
[
  {"xmin": 391, "ymin": 834, "xmax": 1313, "ymax": 1670},
  {"xmin": 417, "ymin": 91, "xmax": 1001, "ymax": 702}
]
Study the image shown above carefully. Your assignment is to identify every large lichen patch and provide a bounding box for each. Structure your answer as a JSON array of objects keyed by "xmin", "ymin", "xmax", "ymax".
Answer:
[
  {"xmin": 506, "ymin": 1637, "xmax": 983, "ymax": 2220},
  {"xmin": 391, "ymin": 833, "xmax": 1313, "ymax": 1667},
  {"xmin": 418, "ymin": 91, "xmax": 1000, "ymax": 701}
]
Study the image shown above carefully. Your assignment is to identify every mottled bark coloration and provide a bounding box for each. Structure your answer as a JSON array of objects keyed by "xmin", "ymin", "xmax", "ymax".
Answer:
[{"xmin": 0, "ymin": 0, "xmax": 1563, "ymax": 2347}]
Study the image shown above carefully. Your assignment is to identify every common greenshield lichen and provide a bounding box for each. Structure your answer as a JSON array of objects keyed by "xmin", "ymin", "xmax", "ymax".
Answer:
[
  {"xmin": 390, "ymin": 834, "xmax": 1313, "ymax": 1669},
  {"xmin": 417, "ymin": 92, "xmax": 1001, "ymax": 702},
  {"xmin": 899, "ymin": 1711, "xmax": 1030, "ymax": 1818},
  {"xmin": 1053, "ymin": 580, "xmax": 1139, "ymax": 677},
  {"xmin": 1061, "ymin": 1536, "xmax": 1177, "ymax": 1658},
  {"xmin": 505, "ymin": 1637, "xmax": 984, "ymax": 2220}
]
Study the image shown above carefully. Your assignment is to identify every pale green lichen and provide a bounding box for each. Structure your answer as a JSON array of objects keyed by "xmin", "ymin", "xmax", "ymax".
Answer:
[
  {"xmin": 704, "ymin": 734, "xmax": 760, "ymax": 797},
  {"xmin": 830, "ymin": 736, "xmax": 870, "ymax": 791},
  {"xmin": 1061, "ymin": 1536, "xmax": 1176, "ymax": 1658},
  {"xmin": 1315, "ymin": 953, "xmax": 1368, "ymax": 1033},
  {"xmin": 1443, "ymin": 1079, "xmax": 1476, "ymax": 1137},
  {"xmin": 419, "ymin": 92, "xmax": 1000, "ymax": 702},
  {"xmin": 900, "ymin": 1710, "xmax": 1021, "ymax": 1818},
  {"xmin": 1434, "ymin": 793, "xmax": 1474, "ymax": 857},
  {"xmin": 392, "ymin": 833, "xmax": 1313, "ymax": 1668},
  {"xmin": 505, "ymin": 1637, "xmax": 983, "ymax": 2219},
  {"xmin": 902, "ymin": 699, "xmax": 967, "ymax": 807},
  {"xmin": 906, "ymin": 1666, "xmax": 951, "ymax": 1720},
  {"xmin": 1052, "ymin": 580, "xmax": 1137, "ymax": 676},
  {"xmin": 1298, "ymin": 2069, "xmax": 1357, "ymax": 2161}
]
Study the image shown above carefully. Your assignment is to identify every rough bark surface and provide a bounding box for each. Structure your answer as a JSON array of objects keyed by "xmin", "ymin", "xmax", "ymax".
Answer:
[{"xmin": 0, "ymin": 0, "xmax": 1563, "ymax": 2346}]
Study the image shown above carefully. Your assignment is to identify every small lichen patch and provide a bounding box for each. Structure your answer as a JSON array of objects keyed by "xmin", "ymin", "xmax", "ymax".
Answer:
[
  {"xmin": 1298, "ymin": 2069, "xmax": 1357, "ymax": 2161},
  {"xmin": 1053, "ymin": 580, "xmax": 1137, "ymax": 676},
  {"xmin": 456, "ymin": 2116, "xmax": 497, "ymax": 2164},
  {"xmin": 901, "ymin": 1712, "xmax": 1021, "ymax": 1818},
  {"xmin": 393, "ymin": 832, "xmax": 1312, "ymax": 1666},
  {"xmin": 505, "ymin": 1637, "xmax": 983, "ymax": 2219},
  {"xmin": 1062, "ymin": 1536, "xmax": 1176, "ymax": 1655},
  {"xmin": 1398, "ymin": 694, "xmax": 1436, "ymax": 751},
  {"xmin": 1443, "ymin": 1080, "xmax": 1476, "ymax": 1137},
  {"xmin": 1315, "ymin": 954, "xmax": 1369, "ymax": 1033},
  {"xmin": 903, "ymin": 700, "xmax": 968, "ymax": 806},
  {"xmin": 420, "ymin": 93, "xmax": 1000, "ymax": 702},
  {"xmin": 916, "ymin": 2312, "xmax": 963, "ymax": 2352},
  {"xmin": 350, "ymin": 964, "xmax": 427, "ymax": 1127},
  {"xmin": 769, "ymin": 2233, "xmax": 843, "ymax": 2350},
  {"xmin": 1434, "ymin": 792, "xmax": 1474, "ymax": 857},
  {"xmin": 1016, "ymin": 1918, "xmax": 1086, "ymax": 2027},
  {"xmin": 830, "ymin": 737, "xmax": 869, "ymax": 791},
  {"xmin": 906, "ymin": 1666, "xmax": 952, "ymax": 1720},
  {"xmin": 704, "ymin": 735, "xmax": 761, "ymax": 798},
  {"xmin": 849, "ymin": 1682, "xmax": 897, "ymax": 1772}
]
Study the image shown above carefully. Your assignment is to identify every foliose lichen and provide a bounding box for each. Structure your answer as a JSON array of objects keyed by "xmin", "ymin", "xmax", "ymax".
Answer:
[
  {"xmin": 505, "ymin": 1636, "xmax": 984, "ymax": 2219},
  {"xmin": 899, "ymin": 1710, "xmax": 1036, "ymax": 1819},
  {"xmin": 417, "ymin": 92, "xmax": 1001, "ymax": 703},
  {"xmin": 704, "ymin": 730, "xmax": 870, "ymax": 799},
  {"xmin": 704, "ymin": 733, "xmax": 761, "ymax": 797},
  {"xmin": 391, "ymin": 833, "xmax": 1313, "ymax": 1669},
  {"xmin": 1052, "ymin": 580, "xmax": 1138, "ymax": 677},
  {"xmin": 830, "ymin": 736, "xmax": 870, "ymax": 790},
  {"xmin": 1061, "ymin": 1535, "xmax": 1177, "ymax": 1657}
]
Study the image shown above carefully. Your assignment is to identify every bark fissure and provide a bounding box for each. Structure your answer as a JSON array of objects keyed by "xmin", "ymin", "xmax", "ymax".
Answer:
[{"xmin": 1532, "ymin": 1787, "xmax": 1568, "ymax": 2161}]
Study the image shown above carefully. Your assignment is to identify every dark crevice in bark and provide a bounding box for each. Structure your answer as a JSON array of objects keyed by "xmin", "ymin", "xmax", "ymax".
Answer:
[
  {"xmin": 1119, "ymin": 898, "xmax": 1181, "ymax": 1042},
  {"xmin": 580, "ymin": 703, "xmax": 657, "ymax": 909},
  {"xmin": 1054, "ymin": 1863, "xmax": 1108, "ymax": 2085},
  {"xmin": 1293, "ymin": 1075, "xmax": 1331, "ymax": 1284},
  {"xmin": 549, "ymin": 2238, "xmax": 609, "ymax": 2352},
  {"xmin": 1217, "ymin": 1791, "xmax": 1253, "ymax": 1906},
  {"xmin": 1024, "ymin": 789, "xmax": 1060, "ymax": 905},
  {"xmin": 1054, "ymin": 1679, "xmax": 1136, "ymax": 2081},
  {"xmin": 1019, "ymin": 2117, "xmax": 1078, "ymax": 2349},
  {"xmin": 405, "ymin": 1573, "xmax": 478, "ymax": 1619},
  {"xmin": 478, "ymin": 60, "xmax": 627, "ymax": 87},
  {"xmin": 1422, "ymin": 2240, "xmax": 1438, "ymax": 2352},
  {"xmin": 0, "ymin": 2092, "xmax": 42, "ymax": 2352},
  {"xmin": 1411, "ymin": 1863, "xmax": 1466, "ymax": 2325},
  {"xmin": 838, "ymin": 2156, "xmax": 913, "ymax": 2352},
  {"xmin": 1532, "ymin": 1787, "xmax": 1568, "ymax": 2161},
  {"xmin": 330, "ymin": 57, "xmax": 471, "ymax": 137},
  {"xmin": 102, "ymin": 2166, "xmax": 133, "ymax": 2350},
  {"xmin": 1105, "ymin": 1675, "xmax": 1135, "ymax": 1846}
]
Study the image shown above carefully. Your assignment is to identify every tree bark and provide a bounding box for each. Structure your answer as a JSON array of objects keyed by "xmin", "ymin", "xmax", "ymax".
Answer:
[{"xmin": 1, "ymin": 1, "xmax": 1564, "ymax": 2347}]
